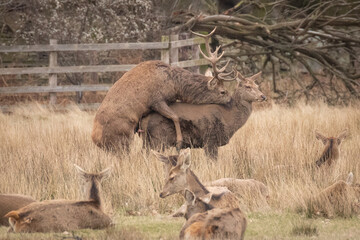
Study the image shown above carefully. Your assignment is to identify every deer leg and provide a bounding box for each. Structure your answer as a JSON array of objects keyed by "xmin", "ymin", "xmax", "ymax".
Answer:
[{"xmin": 151, "ymin": 101, "xmax": 183, "ymax": 151}]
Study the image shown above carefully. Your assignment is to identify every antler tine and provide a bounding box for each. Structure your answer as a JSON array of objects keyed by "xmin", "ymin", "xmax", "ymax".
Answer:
[
  {"xmin": 191, "ymin": 27, "xmax": 234, "ymax": 83},
  {"xmin": 190, "ymin": 27, "xmax": 217, "ymax": 39}
]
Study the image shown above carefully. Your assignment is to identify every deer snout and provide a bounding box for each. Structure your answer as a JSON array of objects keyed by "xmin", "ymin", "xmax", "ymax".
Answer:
[
  {"xmin": 260, "ymin": 95, "xmax": 267, "ymax": 101},
  {"xmin": 159, "ymin": 192, "xmax": 166, "ymax": 198}
]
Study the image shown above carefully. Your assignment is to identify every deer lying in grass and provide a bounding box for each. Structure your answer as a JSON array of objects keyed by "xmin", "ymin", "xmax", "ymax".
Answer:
[
  {"xmin": 153, "ymin": 150, "xmax": 269, "ymax": 214},
  {"xmin": 158, "ymin": 149, "xmax": 240, "ymax": 215},
  {"xmin": 0, "ymin": 194, "xmax": 36, "ymax": 227},
  {"xmin": 180, "ymin": 189, "xmax": 247, "ymax": 240},
  {"xmin": 92, "ymin": 28, "xmax": 235, "ymax": 152},
  {"xmin": 309, "ymin": 172, "xmax": 360, "ymax": 217},
  {"xmin": 141, "ymin": 70, "xmax": 266, "ymax": 159},
  {"xmin": 315, "ymin": 129, "xmax": 348, "ymax": 167},
  {"xmin": 5, "ymin": 165, "xmax": 112, "ymax": 233}
]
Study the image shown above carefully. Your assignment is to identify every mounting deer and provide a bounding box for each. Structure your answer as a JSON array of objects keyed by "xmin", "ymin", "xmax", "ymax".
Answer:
[
  {"xmin": 153, "ymin": 150, "xmax": 269, "ymax": 214},
  {"xmin": 315, "ymin": 129, "xmax": 348, "ymax": 167},
  {"xmin": 158, "ymin": 149, "xmax": 240, "ymax": 212},
  {"xmin": 141, "ymin": 69, "xmax": 266, "ymax": 159},
  {"xmin": 92, "ymin": 27, "xmax": 235, "ymax": 152},
  {"xmin": 180, "ymin": 189, "xmax": 247, "ymax": 240},
  {"xmin": 0, "ymin": 194, "xmax": 36, "ymax": 227},
  {"xmin": 4, "ymin": 165, "xmax": 112, "ymax": 233}
]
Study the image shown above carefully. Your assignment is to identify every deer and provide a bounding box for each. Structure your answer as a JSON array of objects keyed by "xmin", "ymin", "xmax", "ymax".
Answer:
[
  {"xmin": 153, "ymin": 150, "xmax": 269, "ymax": 215},
  {"xmin": 140, "ymin": 69, "xmax": 266, "ymax": 159},
  {"xmin": 4, "ymin": 165, "xmax": 112, "ymax": 233},
  {"xmin": 310, "ymin": 172, "xmax": 360, "ymax": 217},
  {"xmin": 92, "ymin": 27, "xmax": 235, "ymax": 152},
  {"xmin": 179, "ymin": 189, "xmax": 247, "ymax": 240},
  {"xmin": 0, "ymin": 194, "xmax": 36, "ymax": 227},
  {"xmin": 158, "ymin": 148, "xmax": 240, "ymax": 217},
  {"xmin": 315, "ymin": 129, "xmax": 348, "ymax": 167}
]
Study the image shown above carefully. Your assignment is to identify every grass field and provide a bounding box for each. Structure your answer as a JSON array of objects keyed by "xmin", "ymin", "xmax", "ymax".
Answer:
[{"xmin": 0, "ymin": 102, "xmax": 359, "ymax": 239}]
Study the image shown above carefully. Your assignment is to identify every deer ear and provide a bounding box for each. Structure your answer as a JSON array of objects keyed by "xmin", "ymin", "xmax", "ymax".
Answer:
[
  {"xmin": 184, "ymin": 189, "xmax": 196, "ymax": 205},
  {"xmin": 74, "ymin": 164, "xmax": 88, "ymax": 179},
  {"xmin": 99, "ymin": 167, "xmax": 111, "ymax": 180},
  {"xmin": 5, "ymin": 211, "xmax": 20, "ymax": 220},
  {"xmin": 249, "ymin": 71, "xmax": 262, "ymax": 81},
  {"xmin": 179, "ymin": 148, "xmax": 191, "ymax": 170},
  {"xmin": 205, "ymin": 68, "xmax": 213, "ymax": 77},
  {"xmin": 151, "ymin": 150, "xmax": 169, "ymax": 164},
  {"xmin": 346, "ymin": 172, "xmax": 353, "ymax": 185},
  {"xmin": 337, "ymin": 129, "xmax": 348, "ymax": 144},
  {"xmin": 200, "ymin": 193, "xmax": 213, "ymax": 204},
  {"xmin": 315, "ymin": 131, "xmax": 327, "ymax": 145}
]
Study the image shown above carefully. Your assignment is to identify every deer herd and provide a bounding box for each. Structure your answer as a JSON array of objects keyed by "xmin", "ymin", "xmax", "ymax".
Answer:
[{"xmin": 1, "ymin": 28, "xmax": 356, "ymax": 239}]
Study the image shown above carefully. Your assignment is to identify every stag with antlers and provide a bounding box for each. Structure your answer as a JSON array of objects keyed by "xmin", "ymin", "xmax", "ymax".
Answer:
[{"xmin": 92, "ymin": 28, "xmax": 235, "ymax": 152}]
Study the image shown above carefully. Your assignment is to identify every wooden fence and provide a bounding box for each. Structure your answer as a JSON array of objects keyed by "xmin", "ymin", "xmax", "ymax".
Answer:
[{"xmin": 0, "ymin": 34, "xmax": 209, "ymax": 110}]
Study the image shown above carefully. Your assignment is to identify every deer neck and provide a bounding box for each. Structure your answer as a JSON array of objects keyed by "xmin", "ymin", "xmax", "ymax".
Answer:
[
  {"xmin": 185, "ymin": 169, "xmax": 209, "ymax": 197},
  {"xmin": 225, "ymin": 92, "xmax": 253, "ymax": 131},
  {"xmin": 88, "ymin": 179, "xmax": 103, "ymax": 208},
  {"xmin": 172, "ymin": 68, "xmax": 211, "ymax": 104}
]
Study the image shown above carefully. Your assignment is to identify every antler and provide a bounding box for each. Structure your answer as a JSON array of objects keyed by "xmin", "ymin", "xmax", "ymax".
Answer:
[{"xmin": 191, "ymin": 27, "xmax": 235, "ymax": 86}]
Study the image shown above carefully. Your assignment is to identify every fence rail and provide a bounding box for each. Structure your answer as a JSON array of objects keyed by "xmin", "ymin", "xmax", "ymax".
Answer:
[{"xmin": 0, "ymin": 34, "xmax": 209, "ymax": 108}]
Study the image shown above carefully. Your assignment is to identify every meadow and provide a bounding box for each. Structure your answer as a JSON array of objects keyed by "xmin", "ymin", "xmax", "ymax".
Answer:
[{"xmin": 0, "ymin": 102, "xmax": 359, "ymax": 239}]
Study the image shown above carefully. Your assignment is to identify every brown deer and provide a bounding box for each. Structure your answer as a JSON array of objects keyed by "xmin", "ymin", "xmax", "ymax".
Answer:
[
  {"xmin": 141, "ymin": 70, "xmax": 266, "ymax": 159},
  {"xmin": 159, "ymin": 149, "xmax": 240, "ymax": 212},
  {"xmin": 310, "ymin": 172, "xmax": 360, "ymax": 217},
  {"xmin": 4, "ymin": 165, "xmax": 112, "ymax": 233},
  {"xmin": 0, "ymin": 194, "xmax": 36, "ymax": 227},
  {"xmin": 180, "ymin": 189, "xmax": 247, "ymax": 240},
  {"xmin": 153, "ymin": 150, "xmax": 269, "ymax": 215},
  {"xmin": 315, "ymin": 129, "xmax": 348, "ymax": 167},
  {"xmin": 92, "ymin": 28, "xmax": 235, "ymax": 152}
]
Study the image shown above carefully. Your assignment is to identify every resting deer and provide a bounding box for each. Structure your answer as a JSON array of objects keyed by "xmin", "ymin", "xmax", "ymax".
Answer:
[
  {"xmin": 141, "ymin": 69, "xmax": 266, "ymax": 159},
  {"xmin": 180, "ymin": 189, "xmax": 247, "ymax": 240},
  {"xmin": 153, "ymin": 150, "xmax": 269, "ymax": 215},
  {"xmin": 159, "ymin": 149, "xmax": 240, "ymax": 214},
  {"xmin": 92, "ymin": 27, "xmax": 235, "ymax": 152},
  {"xmin": 315, "ymin": 129, "xmax": 348, "ymax": 167},
  {"xmin": 0, "ymin": 194, "xmax": 36, "ymax": 227},
  {"xmin": 5, "ymin": 165, "xmax": 112, "ymax": 233},
  {"xmin": 310, "ymin": 172, "xmax": 360, "ymax": 217}
]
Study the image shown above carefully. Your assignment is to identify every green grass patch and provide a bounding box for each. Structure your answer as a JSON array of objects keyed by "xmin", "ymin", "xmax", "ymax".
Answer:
[{"xmin": 0, "ymin": 211, "xmax": 359, "ymax": 240}]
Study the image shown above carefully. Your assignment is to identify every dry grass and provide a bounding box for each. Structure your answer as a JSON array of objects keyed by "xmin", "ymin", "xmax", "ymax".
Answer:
[{"xmin": 0, "ymin": 101, "xmax": 359, "ymax": 238}]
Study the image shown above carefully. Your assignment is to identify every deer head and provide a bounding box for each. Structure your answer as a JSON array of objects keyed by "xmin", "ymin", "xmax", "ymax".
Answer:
[
  {"xmin": 235, "ymin": 70, "xmax": 267, "ymax": 102},
  {"xmin": 315, "ymin": 129, "xmax": 349, "ymax": 167},
  {"xmin": 184, "ymin": 189, "xmax": 214, "ymax": 220},
  {"xmin": 74, "ymin": 164, "xmax": 111, "ymax": 202},
  {"xmin": 159, "ymin": 148, "xmax": 191, "ymax": 198}
]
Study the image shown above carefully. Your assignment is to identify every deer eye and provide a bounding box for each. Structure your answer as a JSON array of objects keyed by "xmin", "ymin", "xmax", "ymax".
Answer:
[
  {"xmin": 169, "ymin": 177, "xmax": 175, "ymax": 181},
  {"xmin": 245, "ymin": 86, "xmax": 251, "ymax": 89}
]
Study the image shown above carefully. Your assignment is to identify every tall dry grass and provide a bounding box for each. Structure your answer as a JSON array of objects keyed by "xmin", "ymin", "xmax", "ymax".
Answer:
[{"xmin": 0, "ymin": 102, "xmax": 359, "ymax": 218}]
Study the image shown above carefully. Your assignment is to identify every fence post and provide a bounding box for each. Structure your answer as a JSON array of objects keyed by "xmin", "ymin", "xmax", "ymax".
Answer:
[
  {"xmin": 193, "ymin": 39, "xmax": 200, "ymax": 74},
  {"xmin": 49, "ymin": 39, "xmax": 58, "ymax": 105},
  {"xmin": 161, "ymin": 35, "xmax": 170, "ymax": 64},
  {"xmin": 170, "ymin": 34, "xmax": 178, "ymax": 64}
]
